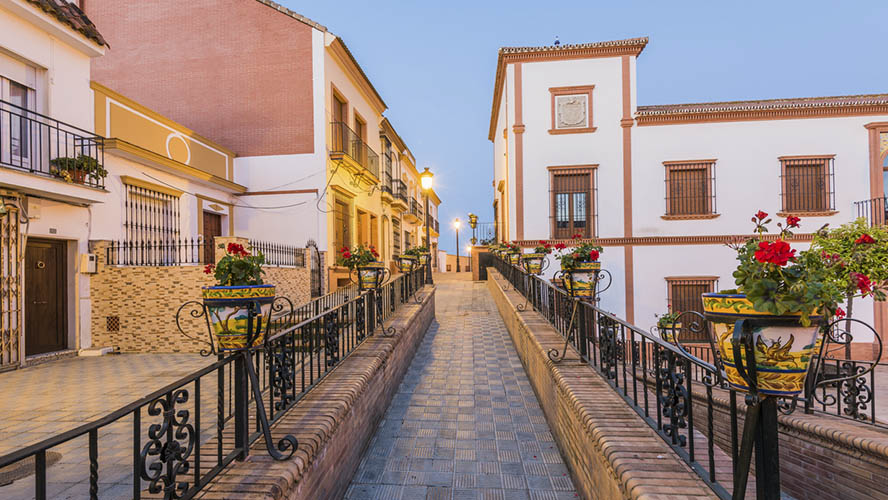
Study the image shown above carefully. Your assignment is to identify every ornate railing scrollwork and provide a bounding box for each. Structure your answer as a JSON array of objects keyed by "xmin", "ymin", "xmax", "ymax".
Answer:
[
  {"xmin": 324, "ymin": 309, "xmax": 341, "ymax": 366},
  {"xmin": 174, "ymin": 300, "xmax": 216, "ymax": 357},
  {"xmin": 139, "ymin": 389, "xmax": 196, "ymax": 499},
  {"xmin": 657, "ymin": 348, "xmax": 689, "ymax": 447}
]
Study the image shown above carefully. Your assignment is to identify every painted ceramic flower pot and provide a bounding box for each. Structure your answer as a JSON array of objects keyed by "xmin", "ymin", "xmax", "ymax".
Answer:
[
  {"xmin": 659, "ymin": 323, "xmax": 682, "ymax": 343},
  {"xmin": 701, "ymin": 293, "xmax": 822, "ymax": 397},
  {"xmin": 417, "ymin": 253, "xmax": 430, "ymax": 267},
  {"xmin": 397, "ymin": 255, "xmax": 417, "ymax": 273},
  {"xmin": 202, "ymin": 284, "xmax": 275, "ymax": 351},
  {"xmin": 358, "ymin": 262, "xmax": 386, "ymax": 290},
  {"xmin": 507, "ymin": 252, "xmax": 521, "ymax": 265},
  {"xmin": 563, "ymin": 261, "xmax": 601, "ymax": 298},
  {"xmin": 522, "ymin": 253, "xmax": 546, "ymax": 274}
]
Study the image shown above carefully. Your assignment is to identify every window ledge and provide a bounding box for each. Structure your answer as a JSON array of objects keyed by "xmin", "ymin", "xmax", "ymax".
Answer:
[
  {"xmin": 661, "ymin": 214, "xmax": 720, "ymax": 221},
  {"xmin": 776, "ymin": 210, "xmax": 838, "ymax": 217},
  {"xmin": 548, "ymin": 127, "xmax": 597, "ymax": 135}
]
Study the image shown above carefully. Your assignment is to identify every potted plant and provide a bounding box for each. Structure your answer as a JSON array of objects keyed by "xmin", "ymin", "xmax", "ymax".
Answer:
[
  {"xmin": 49, "ymin": 154, "xmax": 107, "ymax": 184},
  {"xmin": 202, "ymin": 242, "xmax": 273, "ymax": 351},
  {"xmin": 406, "ymin": 246, "xmax": 430, "ymax": 267},
  {"xmin": 655, "ymin": 311, "xmax": 682, "ymax": 343},
  {"xmin": 506, "ymin": 242, "xmax": 521, "ymax": 265},
  {"xmin": 522, "ymin": 240, "xmax": 552, "ymax": 274},
  {"xmin": 554, "ymin": 234, "xmax": 603, "ymax": 298},
  {"xmin": 340, "ymin": 245, "xmax": 385, "ymax": 289},
  {"xmin": 702, "ymin": 211, "xmax": 844, "ymax": 396}
]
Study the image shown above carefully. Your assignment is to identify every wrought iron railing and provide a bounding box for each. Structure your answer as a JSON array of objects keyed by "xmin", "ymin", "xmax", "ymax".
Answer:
[
  {"xmin": 410, "ymin": 199, "xmax": 423, "ymax": 220},
  {"xmin": 382, "ymin": 153, "xmax": 393, "ymax": 194},
  {"xmin": 395, "ymin": 180, "xmax": 408, "ymax": 204},
  {"xmin": 106, "ymin": 238, "xmax": 206, "ymax": 266},
  {"xmin": 473, "ymin": 221, "xmax": 497, "ymax": 245},
  {"xmin": 330, "ymin": 121, "xmax": 379, "ymax": 179},
  {"xmin": 0, "ymin": 99, "xmax": 105, "ymax": 188},
  {"xmin": 854, "ymin": 196, "xmax": 887, "ymax": 227},
  {"xmin": 248, "ymin": 240, "xmax": 306, "ymax": 267},
  {"xmin": 491, "ymin": 254, "xmax": 884, "ymax": 499},
  {"xmin": 0, "ymin": 267, "xmax": 430, "ymax": 500}
]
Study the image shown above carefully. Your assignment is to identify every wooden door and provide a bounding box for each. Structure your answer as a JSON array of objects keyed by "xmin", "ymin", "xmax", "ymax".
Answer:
[
  {"xmin": 203, "ymin": 211, "xmax": 222, "ymax": 264},
  {"xmin": 25, "ymin": 238, "xmax": 66, "ymax": 356}
]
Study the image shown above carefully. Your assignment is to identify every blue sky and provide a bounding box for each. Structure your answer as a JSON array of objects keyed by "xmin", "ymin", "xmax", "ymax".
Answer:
[{"xmin": 286, "ymin": 0, "xmax": 888, "ymax": 254}]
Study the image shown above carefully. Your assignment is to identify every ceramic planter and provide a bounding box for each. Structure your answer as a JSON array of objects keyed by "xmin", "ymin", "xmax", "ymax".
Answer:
[
  {"xmin": 522, "ymin": 253, "xmax": 546, "ymax": 274},
  {"xmin": 658, "ymin": 323, "xmax": 681, "ymax": 343},
  {"xmin": 417, "ymin": 252, "xmax": 430, "ymax": 267},
  {"xmin": 202, "ymin": 284, "xmax": 275, "ymax": 351},
  {"xmin": 357, "ymin": 262, "xmax": 386, "ymax": 290},
  {"xmin": 507, "ymin": 252, "xmax": 521, "ymax": 265},
  {"xmin": 562, "ymin": 261, "xmax": 601, "ymax": 298},
  {"xmin": 397, "ymin": 255, "xmax": 418, "ymax": 273},
  {"xmin": 702, "ymin": 293, "xmax": 822, "ymax": 397}
]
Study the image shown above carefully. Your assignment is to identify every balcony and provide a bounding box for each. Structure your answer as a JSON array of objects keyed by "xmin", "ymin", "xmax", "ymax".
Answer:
[
  {"xmin": 381, "ymin": 169, "xmax": 394, "ymax": 201},
  {"xmin": 329, "ymin": 121, "xmax": 379, "ymax": 181},
  {"xmin": 1, "ymin": 99, "xmax": 105, "ymax": 189},
  {"xmin": 405, "ymin": 198, "xmax": 423, "ymax": 224},
  {"xmin": 855, "ymin": 197, "xmax": 887, "ymax": 226},
  {"xmin": 426, "ymin": 214, "xmax": 439, "ymax": 236},
  {"xmin": 392, "ymin": 179, "xmax": 408, "ymax": 211}
]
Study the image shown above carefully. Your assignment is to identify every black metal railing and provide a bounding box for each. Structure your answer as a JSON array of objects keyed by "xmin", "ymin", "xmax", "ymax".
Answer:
[
  {"xmin": 1, "ymin": 99, "xmax": 105, "ymax": 188},
  {"xmin": 0, "ymin": 267, "xmax": 430, "ymax": 500},
  {"xmin": 854, "ymin": 196, "xmax": 887, "ymax": 227},
  {"xmin": 249, "ymin": 240, "xmax": 306, "ymax": 267},
  {"xmin": 473, "ymin": 222, "xmax": 497, "ymax": 245},
  {"xmin": 426, "ymin": 215, "xmax": 438, "ymax": 233},
  {"xmin": 106, "ymin": 238, "xmax": 206, "ymax": 266},
  {"xmin": 330, "ymin": 121, "xmax": 379, "ymax": 179},
  {"xmin": 382, "ymin": 153, "xmax": 393, "ymax": 194},
  {"xmin": 410, "ymin": 199, "xmax": 423, "ymax": 220},
  {"xmin": 395, "ymin": 180, "xmax": 408, "ymax": 204}
]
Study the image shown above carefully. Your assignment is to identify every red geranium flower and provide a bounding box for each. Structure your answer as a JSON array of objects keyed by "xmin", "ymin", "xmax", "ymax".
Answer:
[
  {"xmin": 754, "ymin": 240, "xmax": 796, "ymax": 266},
  {"xmin": 544, "ymin": 243, "xmax": 552, "ymax": 249},
  {"xmin": 572, "ymin": 233, "xmax": 583, "ymax": 240},
  {"xmin": 554, "ymin": 243, "xmax": 566, "ymax": 250},
  {"xmin": 855, "ymin": 234, "xmax": 875, "ymax": 245},
  {"xmin": 203, "ymin": 264, "xmax": 215, "ymax": 274},
  {"xmin": 343, "ymin": 251, "xmax": 352, "ymax": 259},
  {"xmin": 539, "ymin": 240, "xmax": 547, "ymax": 245},
  {"xmin": 835, "ymin": 307, "xmax": 846, "ymax": 319},
  {"xmin": 755, "ymin": 210, "xmax": 768, "ymax": 220},
  {"xmin": 572, "ymin": 253, "xmax": 581, "ymax": 260},
  {"xmin": 852, "ymin": 272, "xmax": 873, "ymax": 295},
  {"xmin": 785, "ymin": 215, "xmax": 801, "ymax": 228},
  {"xmin": 589, "ymin": 250, "xmax": 600, "ymax": 261}
]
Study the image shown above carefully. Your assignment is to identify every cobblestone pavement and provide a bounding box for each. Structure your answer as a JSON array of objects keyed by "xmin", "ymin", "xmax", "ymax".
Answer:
[
  {"xmin": 0, "ymin": 353, "xmax": 214, "ymax": 499},
  {"xmin": 346, "ymin": 273, "xmax": 578, "ymax": 500}
]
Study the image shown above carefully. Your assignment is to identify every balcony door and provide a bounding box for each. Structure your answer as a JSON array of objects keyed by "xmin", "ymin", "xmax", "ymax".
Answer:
[{"xmin": 1, "ymin": 76, "xmax": 36, "ymax": 169}]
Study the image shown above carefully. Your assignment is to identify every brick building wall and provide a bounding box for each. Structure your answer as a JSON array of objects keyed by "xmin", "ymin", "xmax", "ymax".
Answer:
[
  {"xmin": 85, "ymin": 0, "xmax": 316, "ymax": 156},
  {"xmin": 89, "ymin": 239, "xmax": 311, "ymax": 352}
]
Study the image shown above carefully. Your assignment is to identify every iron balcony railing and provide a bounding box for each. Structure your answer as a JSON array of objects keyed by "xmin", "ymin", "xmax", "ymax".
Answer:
[
  {"xmin": 395, "ymin": 179, "xmax": 408, "ymax": 204},
  {"xmin": 854, "ymin": 196, "xmax": 887, "ymax": 227},
  {"xmin": 0, "ymin": 267, "xmax": 430, "ymax": 500},
  {"xmin": 0, "ymin": 99, "xmax": 105, "ymax": 188},
  {"xmin": 473, "ymin": 222, "xmax": 497, "ymax": 245},
  {"xmin": 382, "ymin": 153, "xmax": 393, "ymax": 194},
  {"xmin": 107, "ymin": 238, "xmax": 206, "ymax": 266},
  {"xmin": 330, "ymin": 121, "xmax": 379, "ymax": 180},
  {"xmin": 426, "ymin": 215, "xmax": 438, "ymax": 233},
  {"xmin": 249, "ymin": 239, "xmax": 306, "ymax": 267},
  {"xmin": 491, "ymin": 254, "xmax": 884, "ymax": 499},
  {"xmin": 410, "ymin": 199, "xmax": 423, "ymax": 220}
]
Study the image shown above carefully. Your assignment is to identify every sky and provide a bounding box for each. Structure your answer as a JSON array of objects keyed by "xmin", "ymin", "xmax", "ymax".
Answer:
[{"xmin": 285, "ymin": 0, "xmax": 888, "ymax": 255}]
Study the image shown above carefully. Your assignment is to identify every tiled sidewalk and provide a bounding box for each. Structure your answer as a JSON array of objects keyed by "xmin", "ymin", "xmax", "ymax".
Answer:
[{"xmin": 346, "ymin": 274, "xmax": 577, "ymax": 500}]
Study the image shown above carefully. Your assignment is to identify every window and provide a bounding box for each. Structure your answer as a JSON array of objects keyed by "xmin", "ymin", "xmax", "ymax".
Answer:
[
  {"xmin": 549, "ymin": 86, "xmax": 596, "ymax": 135},
  {"xmin": 549, "ymin": 165, "xmax": 597, "ymax": 239},
  {"xmin": 124, "ymin": 183, "xmax": 180, "ymax": 243},
  {"xmin": 333, "ymin": 199, "xmax": 351, "ymax": 253},
  {"xmin": 663, "ymin": 160, "xmax": 716, "ymax": 218},
  {"xmin": 392, "ymin": 217, "xmax": 401, "ymax": 255},
  {"xmin": 779, "ymin": 156, "xmax": 835, "ymax": 214},
  {"xmin": 666, "ymin": 277, "xmax": 718, "ymax": 342}
]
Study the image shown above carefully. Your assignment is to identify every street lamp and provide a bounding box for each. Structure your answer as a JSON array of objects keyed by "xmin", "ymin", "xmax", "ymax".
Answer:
[
  {"xmin": 453, "ymin": 218, "xmax": 461, "ymax": 272},
  {"xmin": 468, "ymin": 213, "xmax": 478, "ymax": 245},
  {"xmin": 466, "ymin": 244, "xmax": 473, "ymax": 275},
  {"xmin": 420, "ymin": 167, "xmax": 434, "ymax": 282}
]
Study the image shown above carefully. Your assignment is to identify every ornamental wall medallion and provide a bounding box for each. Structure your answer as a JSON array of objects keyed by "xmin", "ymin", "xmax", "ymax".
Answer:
[{"xmin": 555, "ymin": 95, "xmax": 588, "ymax": 129}]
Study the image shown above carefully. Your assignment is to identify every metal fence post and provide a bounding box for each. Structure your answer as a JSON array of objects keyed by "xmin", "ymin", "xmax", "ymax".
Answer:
[{"xmin": 233, "ymin": 352, "xmax": 250, "ymax": 461}]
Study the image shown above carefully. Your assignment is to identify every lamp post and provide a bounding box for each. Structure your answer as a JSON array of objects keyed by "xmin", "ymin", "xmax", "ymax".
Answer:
[
  {"xmin": 468, "ymin": 213, "xmax": 478, "ymax": 245},
  {"xmin": 420, "ymin": 167, "xmax": 434, "ymax": 282},
  {"xmin": 466, "ymin": 244, "xmax": 473, "ymax": 275},
  {"xmin": 454, "ymin": 218, "xmax": 461, "ymax": 272}
]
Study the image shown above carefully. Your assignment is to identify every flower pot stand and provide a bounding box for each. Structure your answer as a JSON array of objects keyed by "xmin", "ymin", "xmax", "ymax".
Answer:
[
  {"xmin": 516, "ymin": 253, "xmax": 550, "ymax": 312},
  {"xmin": 546, "ymin": 265, "xmax": 612, "ymax": 363},
  {"xmin": 350, "ymin": 263, "xmax": 396, "ymax": 337}
]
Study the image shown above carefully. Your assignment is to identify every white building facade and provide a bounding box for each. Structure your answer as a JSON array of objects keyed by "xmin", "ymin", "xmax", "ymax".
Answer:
[{"xmin": 489, "ymin": 37, "xmax": 888, "ymax": 359}]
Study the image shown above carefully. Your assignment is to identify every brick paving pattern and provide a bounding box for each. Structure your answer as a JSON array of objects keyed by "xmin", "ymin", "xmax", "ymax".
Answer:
[{"xmin": 346, "ymin": 274, "xmax": 578, "ymax": 499}]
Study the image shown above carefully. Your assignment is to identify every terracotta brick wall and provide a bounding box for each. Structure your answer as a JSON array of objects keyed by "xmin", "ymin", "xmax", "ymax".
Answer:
[
  {"xmin": 85, "ymin": 0, "xmax": 315, "ymax": 156},
  {"xmin": 89, "ymin": 239, "xmax": 311, "ymax": 352}
]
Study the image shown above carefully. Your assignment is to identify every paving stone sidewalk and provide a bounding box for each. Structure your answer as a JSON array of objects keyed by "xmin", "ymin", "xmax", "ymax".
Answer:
[{"xmin": 346, "ymin": 274, "xmax": 578, "ymax": 500}]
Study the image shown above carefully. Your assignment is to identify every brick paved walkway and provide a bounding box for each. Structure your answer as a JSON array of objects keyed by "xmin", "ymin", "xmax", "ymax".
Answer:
[{"xmin": 346, "ymin": 274, "xmax": 578, "ymax": 500}]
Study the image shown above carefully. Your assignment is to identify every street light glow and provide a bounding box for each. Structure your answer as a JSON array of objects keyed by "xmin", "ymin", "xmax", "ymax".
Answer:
[
  {"xmin": 420, "ymin": 167, "xmax": 434, "ymax": 191},
  {"xmin": 453, "ymin": 218, "xmax": 460, "ymax": 229}
]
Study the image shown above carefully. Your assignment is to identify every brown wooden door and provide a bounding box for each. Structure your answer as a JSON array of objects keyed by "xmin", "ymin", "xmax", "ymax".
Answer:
[
  {"xmin": 203, "ymin": 212, "xmax": 222, "ymax": 264},
  {"xmin": 25, "ymin": 238, "xmax": 66, "ymax": 356}
]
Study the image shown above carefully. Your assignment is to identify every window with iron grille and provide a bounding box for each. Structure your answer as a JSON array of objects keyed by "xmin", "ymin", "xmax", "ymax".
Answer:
[
  {"xmin": 549, "ymin": 165, "xmax": 597, "ymax": 239},
  {"xmin": 666, "ymin": 277, "xmax": 718, "ymax": 342},
  {"xmin": 333, "ymin": 198, "xmax": 351, "ymax": 252},
  {"xmin": 392, "ymin": 217, "xmax": 401, "ymax": 255},
  {"xmin": 664, "ymin": 160, "xmax": 716, "ymax": 217},
  {"xmin": 779, "ymin": 156, "xmax": 835, "ymax": 213},
  {"xmin": 124, "ymin": 183, "xmax": 180, "ymax": 243}
]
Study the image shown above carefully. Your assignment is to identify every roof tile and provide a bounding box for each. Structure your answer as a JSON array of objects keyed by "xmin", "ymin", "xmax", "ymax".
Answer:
[{"xmin": 26, "ymin": 0, "xmax": 106, "ymax": 47}]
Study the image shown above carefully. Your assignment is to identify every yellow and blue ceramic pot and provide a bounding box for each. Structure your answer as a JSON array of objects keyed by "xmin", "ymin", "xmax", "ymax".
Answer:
[
  {"xmin": 702, "ymin": 293, "xmax": 822, "ymax": 397},
  {"xmin": 521, "ymin": 253, "xmax": 546, "ymax": 274},
  {"xmin": 659, "ymin": 323, "xmax": 681, "ymax": 343},
  {"xmin": 507, "ymin": 252, "xmax": 521, "ymax": 265},
  {"xmin": 358, "ymin": 262, "xmax": 386, "ymax": 290},
  {"xmin": 563, "ymin": 261, "xmax": 601, "ymax": 298},
  {"xmin": 417, "ymin": 252, "xmax": 430, "ymax": 267},
  {"xmin": 202, "ymin": 284, "xmax": 275, "ymax": 351},
  {"xmin": 397, "ymin": 255, "xmax": 417, "ymax": 273}
]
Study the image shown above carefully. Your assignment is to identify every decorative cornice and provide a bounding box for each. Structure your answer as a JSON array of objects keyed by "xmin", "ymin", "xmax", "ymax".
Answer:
[
  {"xmin": 513, "ymin": 233, "xmax": 815, "ymax": 248},
  {"xmin": 489, "ymin": 37, "xmax": 649, "ymax": 141},
  {"xmin": 620, "ymin": 118, "xmax": 635, "ymax": 128},
  {"xmin": 512, "ymin": 124, "xmax": 526, "ymax": 134},
  {"xmin": 328, "ymin": 38, "xmax": 387, "ymax": 114}
]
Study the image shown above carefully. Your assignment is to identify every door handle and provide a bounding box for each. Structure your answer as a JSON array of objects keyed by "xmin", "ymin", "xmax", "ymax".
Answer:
[{"xmin": 33, "ymin": 300, "xmax": 48, "ymax": 305}]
